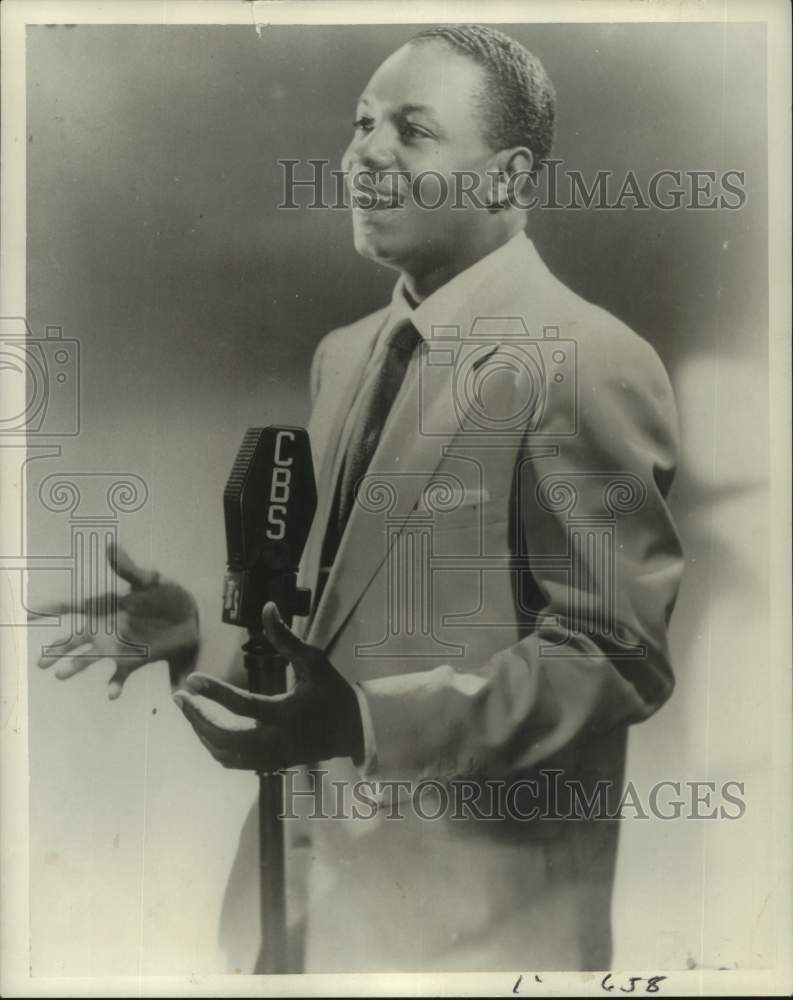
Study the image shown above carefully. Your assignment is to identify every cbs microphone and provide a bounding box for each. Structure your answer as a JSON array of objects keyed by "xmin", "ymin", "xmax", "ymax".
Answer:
[
  {"xmin": 222, "ymin": 425, "xmax": 316, "ymax": 636},
  {"xmin": 221, "ymin": 426, "xmax": 317, "ymax": 974}
]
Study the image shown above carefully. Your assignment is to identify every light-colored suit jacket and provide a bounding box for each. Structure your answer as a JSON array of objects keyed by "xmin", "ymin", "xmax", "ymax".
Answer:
[{"xmin": 222, "ymin": 233, "xmax": 684, "ymax": 973}]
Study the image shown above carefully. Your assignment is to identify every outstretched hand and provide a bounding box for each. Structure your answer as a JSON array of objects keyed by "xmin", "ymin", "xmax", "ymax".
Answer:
[
  {"xmin": 31, "ymin": 539, "xmax": 200, "ymax": 699},
  {"xmin": 172, "ymin": 602, "xmax": 364, "ymax": 772}
]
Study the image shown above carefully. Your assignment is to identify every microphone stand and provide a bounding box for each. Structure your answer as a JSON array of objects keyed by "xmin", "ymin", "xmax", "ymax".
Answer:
[
  {"xmin": 245, "ymin": 627, "xmax": 288, "ymax": 975},
  {"xmin": 244, "ymin": 570, "xmax": 310, "ymax": 977}
]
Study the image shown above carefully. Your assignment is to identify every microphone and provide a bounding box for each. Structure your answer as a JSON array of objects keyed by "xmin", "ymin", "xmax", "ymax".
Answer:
[
  {"xmin": 220, "ymin": 425, "xmax": 317, "ymax": 975},
  {"xmin": 222, "ymin": 426, "xmax": 317, "ymax": 631}
]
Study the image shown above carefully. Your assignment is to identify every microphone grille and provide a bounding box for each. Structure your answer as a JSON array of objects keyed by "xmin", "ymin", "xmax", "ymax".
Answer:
[{"xmin": 223, "ymin": 427, "xmax": 265, "ymax": 502}]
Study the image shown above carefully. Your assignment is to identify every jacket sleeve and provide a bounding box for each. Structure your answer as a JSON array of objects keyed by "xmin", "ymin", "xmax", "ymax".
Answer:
[{"xmin": 356, "ymin": 330, "xmax": 685, "ymax": 782}]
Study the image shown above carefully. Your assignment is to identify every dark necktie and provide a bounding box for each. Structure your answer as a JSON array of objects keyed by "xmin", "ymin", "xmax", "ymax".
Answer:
[{"xmin": 318, "ymin": 319, "xmax": 421, "ymax": 584}]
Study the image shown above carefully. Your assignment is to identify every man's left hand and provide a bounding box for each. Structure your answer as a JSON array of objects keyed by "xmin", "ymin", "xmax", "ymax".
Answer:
[{"xmin": 173, "ymin": 602, "xmax": 364, "ymax": 771}]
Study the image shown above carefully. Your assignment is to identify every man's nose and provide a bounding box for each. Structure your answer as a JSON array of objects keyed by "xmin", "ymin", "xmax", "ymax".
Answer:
[{"xmin": 355, "ymin": 126, "xmax": 397, "ymax": 170}]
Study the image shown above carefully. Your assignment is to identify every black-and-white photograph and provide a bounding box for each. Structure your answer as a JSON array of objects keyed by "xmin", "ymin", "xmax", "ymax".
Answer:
[{"xmin": 1, "ymin": 0, "xmax": 791, "ymax": 995}]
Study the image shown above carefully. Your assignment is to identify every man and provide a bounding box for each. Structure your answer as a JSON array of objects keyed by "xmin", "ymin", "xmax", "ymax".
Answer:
[{"xmin": 40, "ymin": 25, "xmax": 684, "ymax": 973}]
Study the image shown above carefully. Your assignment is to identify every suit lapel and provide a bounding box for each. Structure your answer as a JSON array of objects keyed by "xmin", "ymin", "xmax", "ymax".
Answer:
[
  {"xmin": 306, "ymin": 337, "xmax": 465, "ymax": 651},
  {"xmin": 297, "ymin": 316, "xmax": 386, "ymax": 634}
]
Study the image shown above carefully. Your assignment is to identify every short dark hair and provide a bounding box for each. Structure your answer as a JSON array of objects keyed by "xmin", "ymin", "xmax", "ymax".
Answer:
[{"xmin": 410, "ymin": 24, "xmax": 556, "ymax": 173}]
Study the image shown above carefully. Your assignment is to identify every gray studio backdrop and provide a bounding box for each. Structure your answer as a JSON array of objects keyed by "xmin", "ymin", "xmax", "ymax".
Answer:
[{"xmin": 25, "ymin": 23, "xmax": 769, "ymax": 975}]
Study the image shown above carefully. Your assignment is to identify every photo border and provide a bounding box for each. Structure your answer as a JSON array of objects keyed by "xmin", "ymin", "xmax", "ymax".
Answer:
[{"xmin": 2, "ymin": 1, "xmax": 790, "ymax": 996}]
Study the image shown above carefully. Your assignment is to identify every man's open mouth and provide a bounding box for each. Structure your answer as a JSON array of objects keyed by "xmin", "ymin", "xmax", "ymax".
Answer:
[{"xmin": 351, "ymin": 191, "xmax": 404, "ymax": 210}]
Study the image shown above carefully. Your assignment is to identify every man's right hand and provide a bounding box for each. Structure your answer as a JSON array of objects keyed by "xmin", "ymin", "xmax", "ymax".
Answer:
[{"xmin": 30, "ymin": 539, "xmax": 200, "ymax": 700}]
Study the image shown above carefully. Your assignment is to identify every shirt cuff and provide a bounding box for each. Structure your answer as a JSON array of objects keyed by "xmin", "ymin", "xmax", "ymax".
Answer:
[{"xmin": 352, "ymin": 682, "xmax": 379, "ymax": 776}]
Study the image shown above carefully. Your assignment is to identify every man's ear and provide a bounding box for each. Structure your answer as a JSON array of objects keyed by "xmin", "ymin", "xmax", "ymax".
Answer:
[{"xmin": 486, "ymin": 147, "xmax": 535, "ymax": 209}]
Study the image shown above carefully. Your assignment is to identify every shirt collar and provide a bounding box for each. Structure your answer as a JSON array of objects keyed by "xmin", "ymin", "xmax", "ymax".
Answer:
[{"xmin": 386, "ymin": 230, "xmax": 531, "ymax": 342}]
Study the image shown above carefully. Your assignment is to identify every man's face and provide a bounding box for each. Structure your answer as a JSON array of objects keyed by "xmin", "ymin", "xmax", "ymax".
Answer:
[{"xmin": 341, "ymin": 41, "xmax": 496, "ymax": 278}]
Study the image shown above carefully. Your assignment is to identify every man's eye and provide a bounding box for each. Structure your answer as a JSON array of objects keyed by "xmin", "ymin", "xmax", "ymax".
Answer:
[
  {"xmin": 353, "ymin": 117, "xmax": 374, "ymax": 132},
  {"xmin": 401, "ymin": 123, "xmax": 433, "ymax": 140}
]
